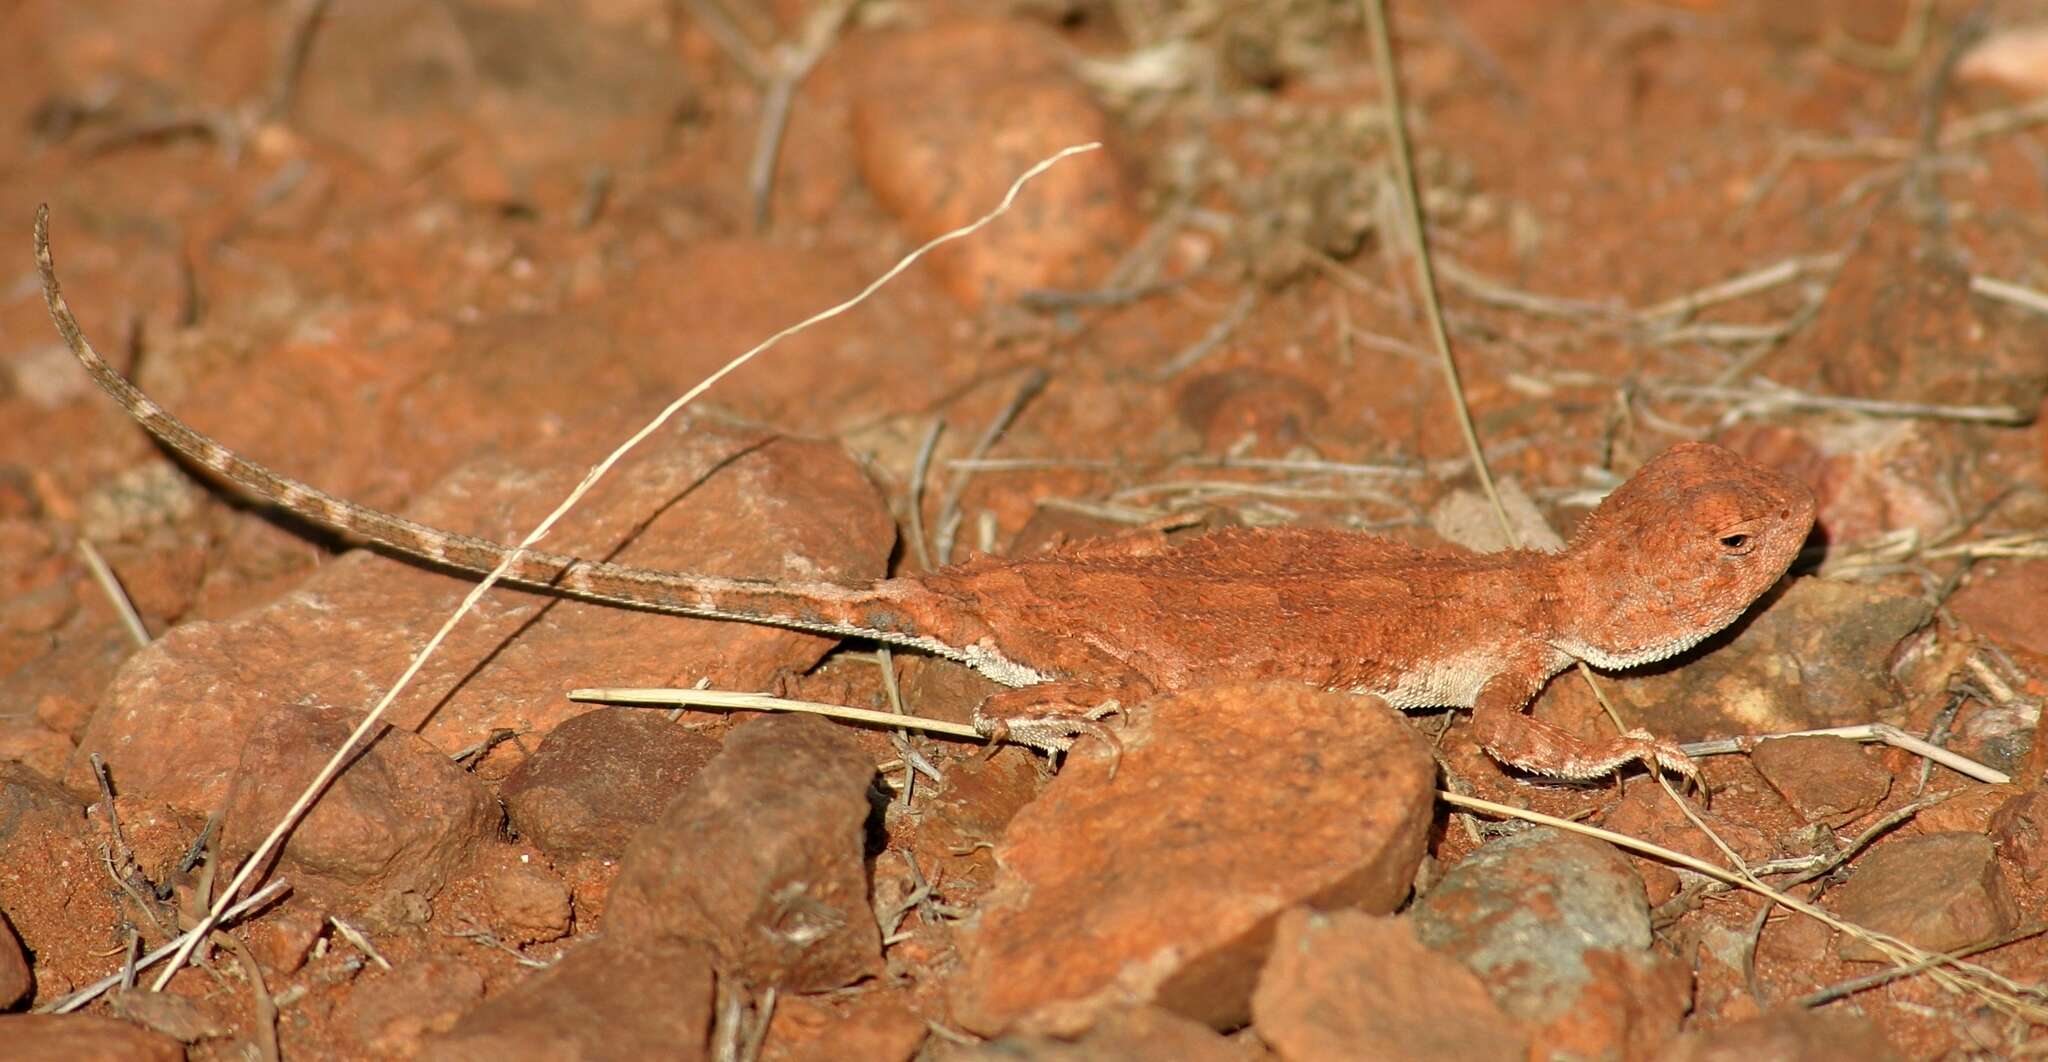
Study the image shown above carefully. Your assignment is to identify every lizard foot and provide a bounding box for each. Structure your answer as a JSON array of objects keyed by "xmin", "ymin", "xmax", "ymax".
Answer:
[
  {"xmin": 975, "ymin": 700, "xmax": 1124, "ymax": 777},
  {"xmin": 1478, "ymin": 711, "xmax": 1700, "ymax": 786}
]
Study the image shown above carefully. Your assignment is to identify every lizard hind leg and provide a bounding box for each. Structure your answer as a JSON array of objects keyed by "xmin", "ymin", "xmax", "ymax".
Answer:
[{"xmin": 973, "ymin": 679, "xmax": 1146, "ymax": 777}]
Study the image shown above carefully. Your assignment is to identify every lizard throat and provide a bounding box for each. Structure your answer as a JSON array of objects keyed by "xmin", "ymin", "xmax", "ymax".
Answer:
[{"xmin": 1552, "ymin": 629, "xmax": 1715, "ymax": 672}]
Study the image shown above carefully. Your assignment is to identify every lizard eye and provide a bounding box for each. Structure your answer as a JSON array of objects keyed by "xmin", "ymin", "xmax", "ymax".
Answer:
[{"xmin": 1719, "ymin": 532, "xmax": 1753, "ymax": 554}]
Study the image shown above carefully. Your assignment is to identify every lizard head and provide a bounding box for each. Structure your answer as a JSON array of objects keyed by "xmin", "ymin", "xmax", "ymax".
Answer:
[{"xmin": 1555, "ymin": 441, "xmax": 1815, "ymax": 670}]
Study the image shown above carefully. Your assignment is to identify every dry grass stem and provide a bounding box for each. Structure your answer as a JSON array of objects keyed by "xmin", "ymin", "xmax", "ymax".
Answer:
[
  {"xmin": 1970, "ymin": 275, "xmax": 2048, "ymax": 318},
  {"xmin": 1653, "ymin": 381, "xmax": 2030, "ymax": 426},
  {"xmin": 570, "ymin": 687, "xmax": 982, "ymax": 741},
  {"xmin": 1680, "ymin": 722, "xmax": 2009, "ymax": 785},
  {"xmin": 1153, "ymin": 289, "xmax": 1256, "ymax": 377},
  {"xmin": 934, "ymin": 369, "xmax": 1049, "ymax": 563},
  {"xmin": 907, "ymin": 418, "xmax": 944, "ymax": 571},
  {"xmin": 75, "ymin": 539, "xmax": 150, "ymax": 648}
]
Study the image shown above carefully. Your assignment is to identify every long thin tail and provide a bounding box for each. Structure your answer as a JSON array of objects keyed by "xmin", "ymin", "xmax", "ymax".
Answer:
[{"xmin": 34, "ymin": 205, "xmax": 945, "ymax": 652}]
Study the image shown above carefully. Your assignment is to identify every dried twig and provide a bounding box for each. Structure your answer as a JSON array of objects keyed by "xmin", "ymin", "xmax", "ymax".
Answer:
[
  {"xmin": 76, "ymin": 539, "xmax": 150, "ymax": 648},
  {"xmin": 933, "ymin": 369, "xmax": 1049, "ymax": 564},
  {"xmin": 571, "ymin": 687, "xmax": 981, "ymax": 741},
  {"xmin": 1680, "ymin": 723, "xmax": 2008, "ymax": 785}
]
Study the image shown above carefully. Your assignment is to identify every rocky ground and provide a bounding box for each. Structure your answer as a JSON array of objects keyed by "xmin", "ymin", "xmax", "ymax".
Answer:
[{"xmin": 3, "ymin": 0, "xmax": 2048, "ymax": 1058}]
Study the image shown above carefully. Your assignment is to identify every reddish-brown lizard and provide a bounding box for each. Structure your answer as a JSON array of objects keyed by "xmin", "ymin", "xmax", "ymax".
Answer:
[{"xmin": 36, "ymin": 209, "xmax": 1815, "ymax": 780}]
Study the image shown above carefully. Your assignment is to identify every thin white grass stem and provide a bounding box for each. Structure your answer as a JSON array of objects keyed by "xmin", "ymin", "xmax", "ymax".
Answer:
[
  {"xmin": 570, "ymin": 687, "xmax": 982, "ymax": 740},
  {"xmin": 149, "ymin": 142, "xmax": 1101, "ymax": 991},
  {"xmin": 75, "ymin": 539, "xmax": 150, "ymax": 648},
  {"xmin": 1680, "ymin": 723, "xmax": 2009, "ymax": 784}
]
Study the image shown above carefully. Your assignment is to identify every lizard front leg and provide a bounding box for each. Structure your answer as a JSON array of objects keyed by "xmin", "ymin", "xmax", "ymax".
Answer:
[
  {"xmin": 973, "ymin": 677, "xmax": 1154, "ymax": 774},
  {"xmin": 1468, "ymin": 671, "xmax": 1697, "ymax": 782}
]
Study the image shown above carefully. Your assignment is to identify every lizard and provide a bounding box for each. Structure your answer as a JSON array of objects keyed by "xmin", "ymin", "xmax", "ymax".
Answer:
[{"xmin": 34, "ymin": 206, "xmax": 1817, "ymax": 781}]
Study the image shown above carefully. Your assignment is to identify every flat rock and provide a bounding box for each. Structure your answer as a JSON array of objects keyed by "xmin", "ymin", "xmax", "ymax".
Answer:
[
  {"xmin": 950, "ymin": 683, "xmax": 1434, "ymax": 1035},
  {"xmin": 1832, "ymin": 832, "xmax": 2018, "ymax": 962},
  {"xmin": 1611, "ymin": 577, "xmax": 1927, "ymax": 742},
  {"xmin": 1598, "ymin": 778, "xmax": 1773, "ymax": 906},
  {"xmin": 341, "ymin": 957, "xmax": 487, "ymax": 1056},
  {"xmin": 956, "ymin": 1006, "xmax": 1248, "ymax": 1062},
  {"xmin": 1252, "ymin": 908, "xmax": 1526, "ymax": 1061},
  {"xmin": 71, "ymin": 418, "xmax": 893, "ymax": 816},
  {"xmin": 218, "ymin": 703, "xmax": 496, "ymax": 924},
  {"xmin": 846, "ymin": 17, "xmax": 1140, "ymax": 309},
  {"xmin": 1949, "ymin": 558, "xmax": 2048, "ymax": 671},
  {"xmin": 759, "ymin": 992, "xmax": 927, "ymax": 1062},
  {"xmin": 0, "ymin": 1013, "xmax": 184, "ymax": 1061},
  {"xmin": 1750, "ymin": 735, "xmax": 1890, "ymax": 825},
  {"xmin": 0, "ymin": 763, "xmax": 106, "ymax": 1003},
  {"xmin": 107, "ymin": 990, "xmax": 228, "ymax": 1043},
  {"xmin": 295, "ymin": 0, "xmax": 696, "ymax": 211},
  {"xmin": 1990, "ymin": 789, "xmax": 2048, "ymax": 883},
  {"xmin": 423, "ymin": 936, "xmax": 714, "ymax": 1061},
  {"xmin": 605, "ymin": 713, "xmax": 882, "ymax": 991},
  {"xmin": 478, "ymin": 856, "xmax": 574, "ymax": 944},
  {"xmin": 501, "ymin": 708, "xmax": 723, "ymax": 861},
  {"xmin": 1653, "ymin": 1008, "xmax": 1903, "ymax": 1062},
  {"xmin": 1411, "ymin": 826, "xmax": 1687, "ymax": 1060}
]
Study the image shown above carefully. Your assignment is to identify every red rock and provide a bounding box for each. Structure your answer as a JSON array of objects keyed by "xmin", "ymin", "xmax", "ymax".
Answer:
[
  {"xmin": 217, "ymin": 703, "xmax": 496, "ymax": 925},
  {"xmin": 0, "ymin": 909, "xmax": 29, "ymax": 1007},
  {"xmin": 1914, "ymin": 784, "xmax": 2018, "ymax": 836},
  {"xmin": 0, "ymin": 718, "xmax": 73, "ymax": 782},
  {"xmin": 242, "ymin": 904, "xmax": 325, "ymax": 976},
  {"xmin": 760, "ymin": 992, "xmax": 927, "ymax": 1062},
  {"xmin": 605, "ymin": 714, "xmax": 882, "ymax": 992},
  {"xmin": 343, "ymin": 956, "xmax": 486, "ymax": 1057},
  {"xmin": 1599, "ymin": 777, "xmax": 1773, "ymax": 906},
  {"xmin": 1252, "ymin": 909, "xmax": 1527, "ymax": 1061},
  {"xmin": 846, "ymin": 18, "xmax": 1140, "ymax": 309},
  {"xmin": 0, "ymin": 763, "xmax": 111, "ymax": 1001},
  {"xmin": 1949, "ymin": 559, "xmax": 2048, "ymax": 670},
  {"xmin": 71, "ymin": 419, "xmax": 893, "ymax": 818},
  {"xmin": 0, "ymin": 1013, "xmax": 184, "ymax": 1061},
  {"xmin": 1832, "ymin": 832, "xmax": 2019, "ymax": 962},
  {"xmin": 106, "ymin": 990, "xmax": 227, "ymax": 1043},
  {"xmin": 1653, "ymin": 1007, "xmax": 1903, "ymax": 1061},
  {"xmin": 1174, "ymin": 368, "xmax": 1330, "ymax": 456},
  {"xmin": 909, "ymin": 743, "xmax": 1044, "ymax": 870},
  {"xmin": 1610, "ymin": 577, "xmax": 1926, "ymax": 742},
  {"xmin": 479, "ymin": 856, "xmax": 573, "ymax": 944},
  {"xmin": 422, "ymin": 937, "xmax": 714, "ymax": 1061},
  {"xmin": 293, "ymin": 0, "xmax": 695, "ymax": 213},
  {"xmin": 1750, "ymin": 735, "xmax": 1890, "ymax": 825},
  {"xmin": 1411, "ymin": 826, "xmax": 1687, "ymax": 1059},
  {"xmin": 1990, "ymin": 789, "xmax": 2048, "ymax": 882},
  {"xmin": 956, "ymin": 1006, "xmax": 1247, "ymax": 1061},
  {"xmin": 501, "ymin": 708, "xmax": 722, "ymax": 861},
  {"xmin": 605, "ymin": 241, "xmax": 964, "ymax": 431},
  {"xmin": 951, "ymin": 684, "xmax": 1434, "ymax": 1035}
]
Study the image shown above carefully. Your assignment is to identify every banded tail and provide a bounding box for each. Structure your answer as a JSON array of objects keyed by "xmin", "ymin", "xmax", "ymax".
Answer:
[{"xmin": 33, "ymin": 206, "xmax": 979, "ymax": 666}]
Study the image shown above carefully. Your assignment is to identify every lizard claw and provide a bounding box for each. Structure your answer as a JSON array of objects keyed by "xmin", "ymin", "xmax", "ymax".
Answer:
[
  {"xmin": 1620, "ymin": 728, "xmax": 1701, "ymax": 784},
  {"xmin": 977, "ymin": 700, "xmax": 1124, "ymax": 778}
]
